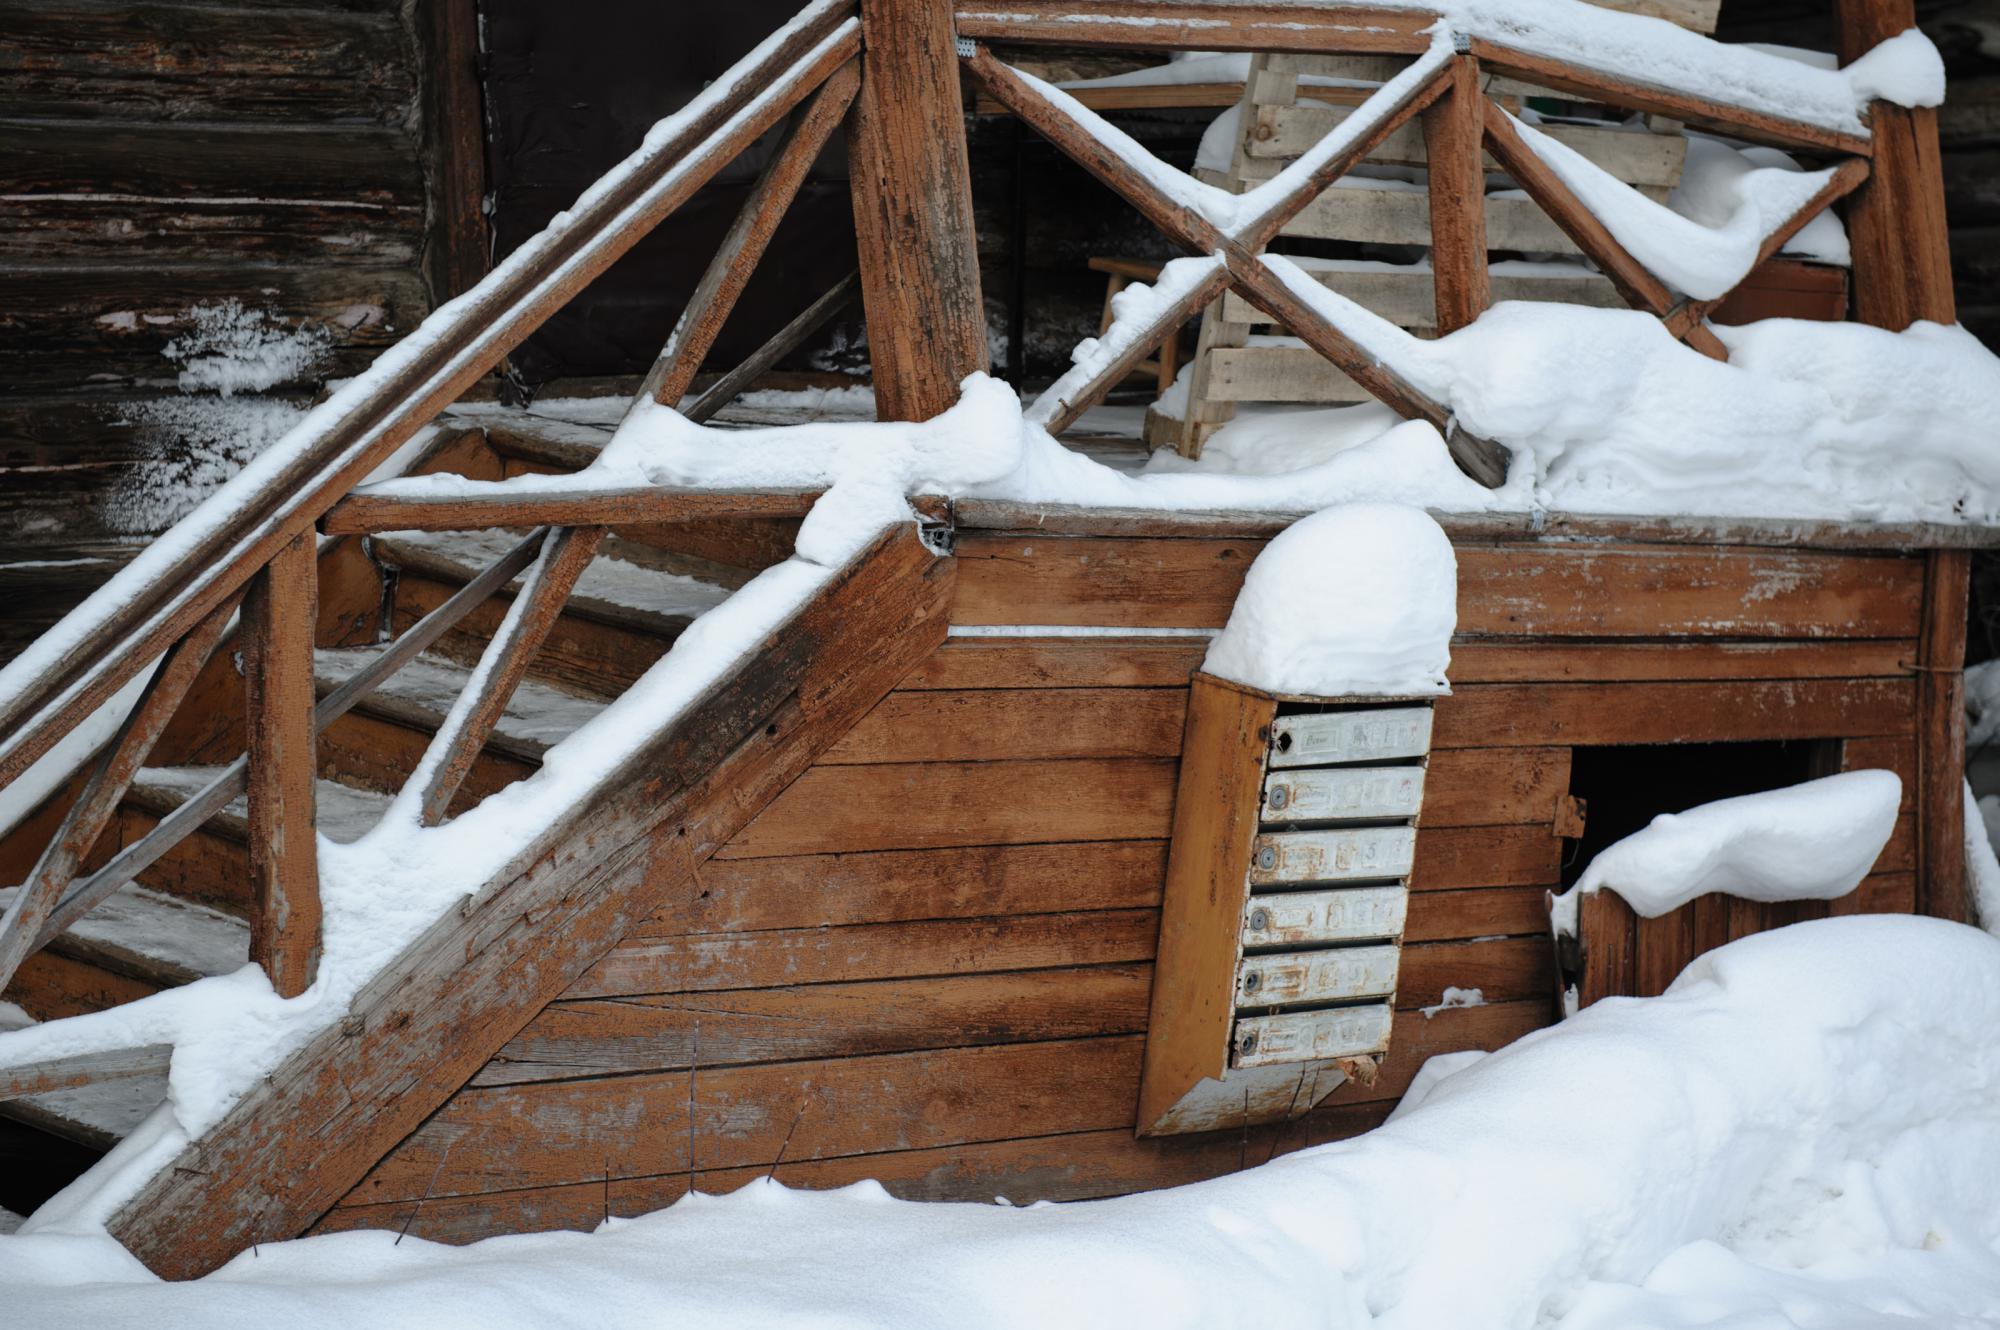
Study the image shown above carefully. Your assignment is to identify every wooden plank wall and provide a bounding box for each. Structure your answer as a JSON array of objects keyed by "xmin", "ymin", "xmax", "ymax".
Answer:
[
  {"xmin": 315, "ymin": 531, "xmax": 1927, "ymax": 1242},
  {"xmin": 0, "ymin": 0, "xmax": 447, "ymax": 660}
]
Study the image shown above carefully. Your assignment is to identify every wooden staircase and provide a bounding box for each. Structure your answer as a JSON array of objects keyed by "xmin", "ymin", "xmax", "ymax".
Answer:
[{"xmin": 0, "ymin": 414, "xmax": 764, "ymax": 1167}]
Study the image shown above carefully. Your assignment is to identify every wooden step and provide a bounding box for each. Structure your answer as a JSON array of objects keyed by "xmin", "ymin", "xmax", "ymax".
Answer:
[
  {"xmin": 372, "ymin": 531, "xmax": 732, "ymax": 698},
  {"xmin": 1218, "ymin": 259, "xmax": 1622, "ymax": 331},
  {"xmin": 0, "ymin": 1001, "xmax": 167, "ymax": 1151},
  {"xmin": 111, "ymin": 769, "xmax": 392, "ymax": 916},
  {"xmin": 314, "ymin": 646, "xmax": 609, "ymax": 766}
]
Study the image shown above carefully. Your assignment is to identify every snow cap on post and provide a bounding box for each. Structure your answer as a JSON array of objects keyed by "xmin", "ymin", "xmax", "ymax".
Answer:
[{"xmin": 1202, "ymin": 503, "xmax": 1456, "ymax": 698}]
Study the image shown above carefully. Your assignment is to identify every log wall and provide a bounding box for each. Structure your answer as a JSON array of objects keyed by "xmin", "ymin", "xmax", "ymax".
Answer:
[
  {"xmin": 313, "ymin": 523, "xmax": 1937, "ymax": 1243},
  {"xmin": 0, "ymin": 0, "xmax": 451, "ymax": 661}
]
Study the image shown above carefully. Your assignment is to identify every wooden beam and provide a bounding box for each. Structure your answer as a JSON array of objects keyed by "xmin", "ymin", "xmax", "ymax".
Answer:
[
  {"xmin": 1138, "ymin": 675, "xmax": 1273, "ymax": 1134},
  {"xmin": 0, "ymin": 592, "xmax": 239, "ymax": 995},
  {"xmin": 1835, "ymin": 1, "xmax": 1954, "ymax": 329},
  {"xmin": 638, "ymin": 62, "xmax": 860, "ymax": 409},
  {"xmin": 1221, "ymin": 255, "xmax": 1510, "ymax": 484},
  {"xmin": 1663, "ymin": 158, "xmax": 1870, "ymax": 337},
  {"xmin": 242, "ymin": 532, "xmax": 321, "ymax": 998},
  {"xmin": 417, "ymin": 0, "xmax": 489, "ymax": 301},
  {"xmin": 1480, "ymin": 104, "xmax": 1674, "ymax": 310},
  {"xmin": 324, "ymin": 487, "xmax": 821, "ymax": 535},
  {"xmin": 109, "ymin": 525, "xmax": 950, "ymax": 1278},
  {"xmin": 1470, "ymin": 37, "xmax": 1873, "ymax": 157},
  {"xmin": 848, "ymin": 0, "xmax": 987, "ymax": 420},
  {"xmin": 416, "ymin": 525, "xmax": 608, "ymax": 826},
  {"xmin": 1422, "ymin": 54, "xmax": 1490, "ymax": 333},
  {"xmin": 953, "ymin": 3, "xmax": 1436, "ymax": 54},
  {"xmin": 1917, "ymin": 548, "xmax": 1971, "ymax": 923},
  {"xmin": 1036, "ymin": 264, "xmax": 1233, "ymax": 437},
  {"xmin": 684, "ymin": 273, "xmax": 860, "ymax": 424},
  {"xmin": 0, "ymin": 1044, "xmax": 173, "ymax": 1102}
]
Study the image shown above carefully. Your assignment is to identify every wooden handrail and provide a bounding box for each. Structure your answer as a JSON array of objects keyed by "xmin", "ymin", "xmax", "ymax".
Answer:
[{"xmin": 0, "ymin": 2, "xmax": 861, "ymax": 793}]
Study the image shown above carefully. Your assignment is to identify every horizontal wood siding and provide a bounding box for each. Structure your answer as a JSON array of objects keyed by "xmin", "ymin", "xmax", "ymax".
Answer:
[
  {"xmin": 0, "ymin": 0, "xmax": 432, "ymax": 658},
  {"xmin": 334, "ymin": 535, "xmax": 1928, "ymax": 1241}
]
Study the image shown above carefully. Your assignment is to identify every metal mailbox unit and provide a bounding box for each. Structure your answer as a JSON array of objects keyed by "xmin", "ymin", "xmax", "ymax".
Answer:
[{"xmin": 1136, "ymin": 674, "xmax": 1431, "ymax": 1136}]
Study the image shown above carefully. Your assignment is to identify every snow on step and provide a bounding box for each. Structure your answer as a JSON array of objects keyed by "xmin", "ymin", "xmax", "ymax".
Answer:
[
  {"xmin": 0, "ymin": 879, "xmax": 247, "ymax": 988},
  {"xmin": 132, "ymin": 766, "xmax": 392, "ymax": 846},
  {"xmin": 313, "ymin": 646, "xmax": 607, "ymax": 756},
  {"xmin": 0, "ymin": 1000, "xmax": 166, "ymax": 1149},
  {"xmin": 375, "ymin": 528, "xmax": 736, "ymax": 625}
]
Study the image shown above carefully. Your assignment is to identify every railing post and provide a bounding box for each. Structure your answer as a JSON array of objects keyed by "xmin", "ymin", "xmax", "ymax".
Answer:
[
  {"xmin": 1835, "ymin": 0, "xmax": 1954, "ymax": 330},
  {"xmin": 1422, "ymin": 52, "xmax": 1490, "ymax": 334},
  {"xmin": 242, "ymin": 532, "xmax": 322, "ymax": 996},
  {"xmin": 846, "ymin": 0, "xmax": 990, "ymax": 420},
  {"xmin": 1836, "ymin": 1, "xmax": 1967, "ymax": 924}
]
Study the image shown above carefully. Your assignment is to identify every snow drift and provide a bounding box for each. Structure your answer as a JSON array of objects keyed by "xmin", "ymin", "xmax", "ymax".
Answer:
[
  {"xmin": 6, "ymin": 915, "xmax": 2000, "ymax": 1328},
  {"xmin": 1203, "ymin": 504, "xmax": 1456, "ymax": 697},
  {"xmin": 1550, "ymin": 770, "xmax": 1903, "ymax": 934}
]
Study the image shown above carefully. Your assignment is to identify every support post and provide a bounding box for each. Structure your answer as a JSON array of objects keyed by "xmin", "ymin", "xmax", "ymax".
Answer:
[
  {"xmin": 1917, "ymin": 548, "xmax": 1971, "ymax": 923},
  {"xmin": 1835, "ymin": 0, "xmax": 1955, "ymax": 329},
  {"xmin": 1422, "ymin": 53, "xmax": 1490, "ymax": 333},
  {"xmin": 847, "ymin": 0, "xmax": 989, "ymax": 420},
  {"xmin": 243, "ymin": 532, "xmax": 322, "ymax": 997}
]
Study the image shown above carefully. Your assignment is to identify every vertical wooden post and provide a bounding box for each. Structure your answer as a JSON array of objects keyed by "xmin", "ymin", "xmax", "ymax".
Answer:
[
  {"xmin": 243, "ymin": 532, "xmax": 322, "ymax": 996},
  {"xmin": 419, "ymin": 0, "xmax": 490, "ymax": 302},
  {"xmin": 1917, "ymin": 549, "xmax": 1972, "ymax": 923},
  {"xmin": 1835, "ymin": 0, "xmax": 1954, "ymax": 329},
  {"xmin": 846, "ymin": 0, "xmax": 989, "ymax": 421},
  {"xmin": 1422, "ymin": 53, "xmax": 1490, "ymax": 333}
]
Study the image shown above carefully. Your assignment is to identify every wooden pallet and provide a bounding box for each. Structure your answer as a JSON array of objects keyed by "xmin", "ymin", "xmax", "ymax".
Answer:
[{"xmin": 1161, "ymin": 46, "xmax": 1694, "ymax": 455}]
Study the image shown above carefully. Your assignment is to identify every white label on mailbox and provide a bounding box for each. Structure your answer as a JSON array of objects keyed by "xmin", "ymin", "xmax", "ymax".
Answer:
[
  {"xmin": 1250, "ymin": 826, "xmax": 1416, "ymax": 885},
  {"xmin": 1238, "ymin": 944, "xmax": 1401, "ymax": 1005},
  {"xmin": 1263, "ymin": 765, "xmax": 1424, "ymax": 825},
  {"xmin": 1233, "ymin": 1003, "xmax": 1394, "ymax": 1067},
  {"xmin": 1242, "ymin": 885, "xmax": 1408, "ymax": 946},
  {"xmin": 1269, "ymin": 707, "xmax": 1433, "ymax": 769}
]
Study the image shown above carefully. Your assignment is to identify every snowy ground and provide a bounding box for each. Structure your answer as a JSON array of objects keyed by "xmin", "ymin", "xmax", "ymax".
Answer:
[{"xmin": 5, "ymin": 913, "xmax": 2000, "ymax": 1329}]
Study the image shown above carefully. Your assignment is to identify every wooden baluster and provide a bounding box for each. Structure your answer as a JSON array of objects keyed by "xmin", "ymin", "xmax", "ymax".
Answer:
[
  {"xmin": 847, "ymin": 0, "xmax": 989, "ymax": 421},
  {"xmin": 0, "ymin": 593, "xmax": 241, "ymax": 995},
  {"xmin": 1834, "ymin": 1, "xmax": 1964, "ymax": 923},
  {"xmin": 684, "ymin": 273, "xmax": 861, "ymax": 424},
  {"xmin": 242, "ymin": 532, "xmax": 322, "ymax": 997},
  {"xmin": 1480, "ymin": 99, "xmax": 1730, "ymax": 360},
  {"xmin": 415, "ymin": 525, "xmax": 608, "ymax": 826},
  {"xmin": 635, "ymin": 62, "xmax": 861, "ymax": 411},
  {"xmin": 1422, "ymin": 53, "xmax": 1490, "ymax": 334}
]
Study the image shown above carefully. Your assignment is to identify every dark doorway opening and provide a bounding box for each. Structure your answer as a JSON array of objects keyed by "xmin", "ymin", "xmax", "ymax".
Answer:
[{"xmin": 1562, "ymin": 740, "xmax": 1843, "ymax": 889}]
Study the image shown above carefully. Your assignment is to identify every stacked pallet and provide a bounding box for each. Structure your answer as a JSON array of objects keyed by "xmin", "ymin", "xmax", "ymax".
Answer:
[{"xmin": 1156, "ymin": 0, "xmax": 1720, "ymax": 454}]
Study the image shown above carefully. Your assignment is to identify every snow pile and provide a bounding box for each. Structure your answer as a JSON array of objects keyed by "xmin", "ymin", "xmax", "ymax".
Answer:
[
  {"xmin": 1669, "ymin": 136, "xmax": 1849, "ymax": 268},
  {"xmin": 1550, "ymin": 770, "xmax": 1901, "ymax": 935},
  {"xmin": 1506, "ymin": 112, "xmax": 1840, "ymax": 299},
  {"xmin": 8, "ymin": 916, "xmax": 2000, "ymax": 1327},
  {"xmin": 107, "ymin": 303, "xmax": 334, "ymax": 535},
  {"xmin": 1203, "ymin": 504, "xmax": 1455, "ymax": 697}
]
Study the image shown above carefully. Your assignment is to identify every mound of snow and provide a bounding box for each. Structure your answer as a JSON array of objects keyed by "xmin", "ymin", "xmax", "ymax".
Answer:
[
  {"xmin": 1551, "ymin": 770, "xmax": 1901, "ymax": 935},
  {"xmin": 1202, "ymin": 504, "xmax": 1456, "ymax": 697},
  {"xmin": 8, "ymin": 916, "xmax": 2000, "ymax": 1328}
]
